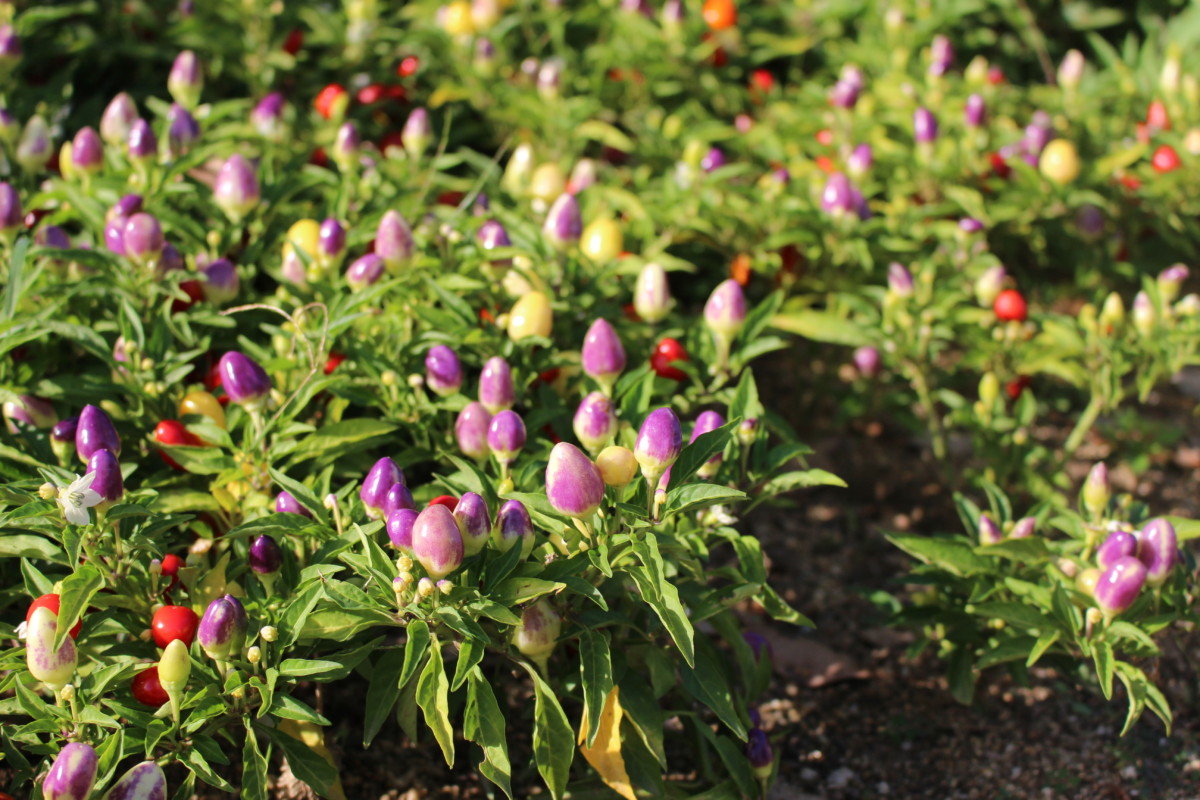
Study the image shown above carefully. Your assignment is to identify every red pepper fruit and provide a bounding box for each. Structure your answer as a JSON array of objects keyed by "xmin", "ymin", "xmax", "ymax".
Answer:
[
  {"xmin": 702, "ymin": 0, "xmax": 737, "ymax": 30},
  {"xmin": 428, "ymin": 494, "xmax": 458, "ymax": 511},
  {"xmin": 26, "ymin": 594, "xmax": 82, "ymax": 638},
  {"xmin": 1152, "ymin": 144, "xmax": 1181, "ymax": 174},
  {"xmin": 1006, "ymin": 375, "xmax": 1031, "ymax": 401},
  {"xmin": 151, "ymin": 604, "xmax": 199, "ymax": 648},
  {"xmin": 652, "ymin": 337, "xmax": 689, "ymax": 381},
  {"xmin": 1146, "ymin": 99, "xmax": 1171, "ymax": 131},
  {"xmin": 325, "ymin": 352, "xmax": 346, "ymax": 375},
  {"xmin": 730, "ymin": 253, "xmax": 752, "ymax": 286},
  {"xmin": 160, "ymin": 553, "xmax": 183, "ymax": 592},
  {"xmin": 282, "ymin": 28, "xmax": 303, "ymax": 55},
  {"xmin": 314, "ymin": 84, "xmax": 348, "ymax": 120},
  {"xmin": 155, "ymin": 420, "xmax": 202, "ymax": 471},
  {"xmin": 356, "ymin": 83, "xmax": 389, "ymax": 105},
  {"xmin": 993, "ymin": 289, "xmax": 1028, "ymax": 323},
  {"xmin": 171, "ymin": 279, "xmax": 204, "ymax": 313},
  {"xmin": 815, "ymin": 129, "xmax": 834, "ymax": 147},
  {"xmin": 989, "ymin": 152, "xmax": 1011, "ymax": 180},
  {"xmin": 310, "ymin": 147, "xmax": 329, "ymax": 168},
  {"xmin": 749, "ymin": 69, "xmax": 774, "ymax": 95},
  {"xmin": 397, "ymin": 56, "xmax": 420, "ymax": 78},
  {"xmin": 132, "ymin": 666, "xmax": 170, "ymax": 707}
]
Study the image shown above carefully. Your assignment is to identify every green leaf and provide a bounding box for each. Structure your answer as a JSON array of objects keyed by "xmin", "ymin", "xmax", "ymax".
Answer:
[
  {"xmin": 288, "ymin": 418, "xmax": 400, "ymax": 464},
  {"xmin": 680, "ymin": 635, "xmax": 747, "ymax": 740},
  {"xmin": 887, "ymin": 533, "xmax": 991, "ymax": 577},
  {"xmin": 242, "ymin": 720, "xmax": 271, "ymax": 800},
  {"xmin": 975, "ymin": 538, "xmax": 1051, "ymax": 562},
  {"xmin": 400, "ymin": 621, "xmax": 431, "ymax": 688},
  {"xmin": 1027, "ymin": 630, "xmax": 1060, "ymax": 668},
  {"xmin": 269, "ymin": 694, "xmax": 330, "ymax": 725},
  {"xmin": 363, "ymin": 648, "xmax": 406, "ymax": 747},
  {"xmin": 760, "ymin": 468, "xmax": 846, "ymax": 494},
  {"xmin": 1106, "ymin": 621, "xmax": 1160, "ymax": 654},
  {"xmin": 451, "ymin": 638, "xmax": 486, "ymax": 692},
  {"xmin": 416, "ymin": 636, "xmax": 455, "ymax": 766},
  {"xmin": 970, "ymin": 602, "xmax": 1058, "ymax": 632},
  {"xmin": 629, "ymin": 535, "xmax": 695, "ymax": 666},
  {"xmin": 664, "ymin": 483, "xmax": 747, "ymax": 516},
  {"xmin": 758, "ymin": 584, "xmax": 815, "ymax": 627},
  {"xmin": 728, "ymin": 369, "xmax": 763, "ymax": 423},
  {"xmin": 492, "ymin": 577, "xmax": 565, "ymax": 606},
  {"xmin": 667, "ymin": 420, "xmax": 738, "ymax": 490},
  {"xmin": 55, "ymin": 563, "xmax": 103, "ymax": 650},
  {"xmin": 1093, "ymin": 640, "xmax": 1115, "ymax": 700},
  {"xmin": 520, "ymin": 661, "xmax": 574, "ymax": 800},
  {"xmin": 278, "ymin": 659, "xmax": 347, "ymax": 679},
  {"xmin": 181, "ymin": 747, "xmax": 236, "ymax": 792},
  {"xmin": 465, "ymin": 668, "xmax": 513, "ymax": 798},
  {"xmin": 976, "ymin": 636, "xmax": 1038, "ymax": 669},
  {"xmin": 947, "ymin": 647, "xmax": 976, "ymax": 705},
  {"xmin": 0, "ymin": 534, "xmax": 62, "ymax": 561},
  {"xmin": 578, "ymin": 629, "xmax": 614, "ymax": 748},
  {"xmin": 264, "ymin": 725, "xmax": 338, "ymax": 798},
  {"xmin": 770, "ymin": 309, "xmax": 869, "ymax": 346}
]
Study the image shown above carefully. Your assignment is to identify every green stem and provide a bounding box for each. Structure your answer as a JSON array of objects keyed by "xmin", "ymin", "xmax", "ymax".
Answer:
[
  {"xmin": 1063, "ymin": 393, "xmax": 1104, "ymax": 460},
  {"xmin": 908, "ymin": 362, "xmax": 947, "ymax": 464}
]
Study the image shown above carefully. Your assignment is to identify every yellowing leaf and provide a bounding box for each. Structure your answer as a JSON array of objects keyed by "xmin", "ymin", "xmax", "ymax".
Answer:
[
  {"xmin": 278, "ymin": 719, "xmax": 348, "ymax": 800},
  {"xmin": 577, "ymin": 687, "xmax": 636, "ymax": 800}
]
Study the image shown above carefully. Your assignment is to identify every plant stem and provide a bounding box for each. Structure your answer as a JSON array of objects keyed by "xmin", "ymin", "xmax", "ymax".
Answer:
[
  {"xmin": 1063, "ymin": 393, "xmax": 1104, "ymax": 460},
  {"xmin": 908, "ymin": 361, "xmax": 947, "ymax": 464}
]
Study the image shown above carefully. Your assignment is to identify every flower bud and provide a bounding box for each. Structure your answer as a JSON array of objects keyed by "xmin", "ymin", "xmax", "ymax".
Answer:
[
  {"xmin": 76, "ymin": 404, "xmax": 120, "ymax": 463},
  {"xmin": 595, "ymin": 445, "xmax": 638, "ymax": 488},
  {"xmin": 127, "ymin": 119, "xmax": 157, "ymax": 163},
  {"xmin": 853, "ymin": 346, "xmax": 881, "ymax": 378},
  {"xmin": 88, "ymin": 448, "xmax": 123, "ymax": 508},
  {"xmin": 1095, "ymin": 556, "xmax": 1147, "ymax": 617},
  {"xmin": 1010, "ymin": 517, "xmax": 1036, "ymax": 540},
  {"xmin": 454, "ymin": 492, "xmax": 492, "ymax": 557},
  {"xmin": 634, "ymin": 262, "xmax": 672, "ymax": 323},
  {"xmin": 1132, "ymin": 291, "xmax": 1156, "ymax": 337},
  {"xmin": 401, "ymin": 107, "xmax": 431, "ymax": 158},
  {"xmin": 455, "ymin": 402, "xmax": 492, "ymax": 460},
  {"xmin": 964, "ymin": 93, "xmax": 986, "ymax": 128},
  {"xmin": 746, "ymin": 728, "xmax": 773, "ymax": 779},
  {"xmin": 928, "ymin": 34, "xmax": 953, "ymax": 77},
  {"xmin": 1097, "ymin": 529, "xmax": 1137, "ymax": 571},
  {"xmin": 213, "ymin": 154, "xmax": 260, "ymax": 222},
  {"xmin": 26, "ymin": 606, "xmax": 77, "ymax": 690},
  {"xmin": 829, "ymin": 79, "xmax": 859, "ymax": 109},
  {"xmin": 846, "ymin": 143, "xmax": 873, "ymax": 177},
  {"xmin": 252, "ymin": 92, "xmax": 287, "ymax": 140},
  {"xmin": 513, "ymin": 599, "xmax": 561, "ymax": 667},
  {"xmin": 424, "ymin": 345, "xmax": 463, "ymax": 396},
  {"xmin": 536, "ymin": 58, "xmax": 563, "ymax": 99},
  {"xmin": 197, "ymin": 594, "xmax": 248, "ymax": 661},
  {"xmin": 249, "ymin": 534, "xmax": 283, "ymax": 574},
  {"xmin": 973, "ymin": 266, "xmax": 1006, "ymax": 308},
  {"xmin": 1158, "ymin": 264, "xmax": 1189, "ymax": 304},
  {"xmin": 479, "ymin": 356, "xmax": 515, "ymax": 413},
  {"xmin": 546, "ymin": 442, "xmax": 605, "ymax": 518},
  {"xmin": 200, "ymin": 258, "xmax": 239, "ymax": 304},
  {"xmin": 71, "ymin": 127, "xmax": 104, "ymax": 175},
  {"xmin": 101, "ymin": 92, "xmax": 138, "ymax": 146},
  {"xmin": 157, "ymin": 638, "xmax": 191, "ymax": 694},
  {"xmin": 317, "ymin": 218, "xmax": 346, "ymax": 266},
  {"xmin": 361, "ymin": 457, "xmax": 405, "ymax": 520},
  {"xmin": 1137, "ymin": 518, "xmax": 1177, "ymax": 587},
  {"xmin": 635, "ymin": 407, "xmax": 683, "ymax": 482},
  {"xmin": 166, "ymin": 104, "xmax": 200, "ymax": 158},
  {"xmin": 16, "ymin": 115, "xmax": 52, "ymax": 173},
  {"xmin": 102, "ymin": 760, "xmax": 167, "ymax": 800},
  {"xmin": 581, "ymin": 318, "xmax": 626, "ymax": 393},
  {"xmin": 1082, "ymin": 462, "xmax": 1110, "ymax": 518},
  {"xmin": 573, "ymin": 392, "xmax": 618, "ymax": 455},
  {"xmin": 913, "ymin": 108, "xmax": 938, "ymax": 144},
  {"xmin": 332, "ymin": 121, "xmax": 361, "ymax": 171},
  {"xmin": 387, "ymin": 508, "xmax": 419, "ymax": 551},
  {"xmin": 978, "ymin": 514, "xmax": 1002, "ymax": 545},
  {"xmin": 218, "ymin": 351, "xmax": 271, "ymax": 410},
  {"xmin": 1076, "ymin": 568, "xmax": 1100, "ymax": 597},
  {"xmin": 344, "ymin": 253, "xmax": 384, "ymax": 290},
  {"xmin": 3, "ymin": 394, "xmax": 56, "ymax": 433},
  {"xmin": 1058, "ymin": 49, "xmax": 1084, "ymax": 89},
  {"xmin": 386, "ymin": 483, "xmax": 416, "ymax": 515},
  {"xmin": 1178, "ymin": 294, "xmax": 1200, "ymax": 316},
  {"xmin": 167, "ymin": 50, "xmax": 203, "ymax": 108},
  {"xmin": 502, "ymin": 142, "xmax": 535, "ymax": 194},
  {"xmin": 0, "ymin": 181, "xmax": 20, "ymax": 233},
  {"xmin": 507, "ymin": 291, "xmax": 553, "ymax": 341},
  {"xmin": 701, "ymin": 147, "xmax": 727, "ymax": 174},
  {"xmin": 488, "ymin": 410, "xmax": 527, "ymax": 466},
  {"xmin": 1097, "ymin": 292, "xmax": 1125, "ymax": 335},
  {"xmin": 42, "ymin": 742, "xmax": 98, "ymax": 800},
  {"xmin": 737, "ymin": 418, "xmax": 759, "ymax": 447},
  {"xmin": 412, "ymin": 504, "xmax": 465, "ymax": 579},
  {"xmin": 275, "ymin": 491, "xmax": 312, "ymax": 517},
  {"xmin": 375, "ymin": 210, "xmax": 414, "ymax": 270},
  {"xmin": 704, "ymin": 279, "xmax": 747, "ymax": 338},
  {"xmin": 123, "ymin": 213, "xmax": 164, "ymax": 267},
  {"xmin": 417, "ymin": 576, "xmax": 435, "ymax": 599},
  {"xmin": 691, "ymin": 410, "xmax": 726, "ymax": 479},
  {"xmin": 494, "ymin": 499, "xmax": 535, "ymax": 557},
  {"xmin": 543, "ymin": 193, "xmax": 582, "ymax": 249}
]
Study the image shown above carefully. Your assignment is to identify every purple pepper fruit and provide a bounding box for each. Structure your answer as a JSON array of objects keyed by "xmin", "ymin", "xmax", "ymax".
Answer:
[
  {"xmin": 1094, "ymin": 557, "xmax": 1147, "ymax": 617},
  {"xmin": 1136, "ymin": 518, "xmax": 1177, "ymax": 587},
  {"xmin": 1096, "ymin": 530, "xmax": 1137, "ymax": 571},
  {"xmin": 385, "ymin": 482, "xmax": 416, "ymax": 515},
  {"xmin": 201, "ymin": 258, "xmax": 239, "ymax": 304},
  {"xmin": 543, "ymin": 193, "xmax": 582, "ymax": 249},
  {"xmin": 573, "ymin": 392, "xmax": 618, "ymax": 455},
  {"xmin": 412, "ymin": 504, "xmax": 465, "ymax": 578},
  {"xmin": 545, "ymin": 442, "xmax": 605, "ymax": 519},
  {"xmin": 346, "ymin": 253, "xmax": 386, "ymax": 290},
  {"xmin": 197, "ymin": 594, "xmax": 247, "ymax": 661},
  {"xmin": 494, "ymin": 499, "xmax": 535, "ymax": 557},
  {"xmin": 249, "ymin": 534, "xmax": 283, "ymax": 574},
  {"xmin": 76, "ymin": 404, "xmax": 121, "ymax": 462},
  {"xmin": 479, "ymin": 356, "xmax": 515, "ymax": 414},
  {"xmin": 455, "ymin": 402, "xmax": 492, "ymax": 460},
  {"xmin": 581, "ymin": 318, "xmax": 626, "ymax": 393},
  {"xmin": 634, "ymin": 407, "xmax": 683, "ymax": 482},
  {"xmin": 88, "ymin": 448, "xmax": 123, "ymax": 507},
  {"xmin": 387, "ymin": 508, "xmax": 419, "ymax": 551},
  {"xmin": 375, "ymin": 210, "xmax": 414, "ymax": 270},
  {"xmin": 42, "ymin": 742, "xmax": 98, "ymax": 800},
  {"xmin": 488, "ymin": 409, "xmax": 527, "ymax": 466},
  {"xmin": 361, "ymin": 457, "xmax": 405, "ymax": 520},
  {"xmin": 275, "ymin": 491, "xmax": 312, "ymax": 517},
  {"xmin": 425, "ymin": 345, "xmax": 463, "ymax": 397},
  {"xmin": 213, "ymin": 154, "xmax": 260, "ymax": 222},
  {"xmin": 454, "ymin": 491, "xmax": 492, "ymax": 556},
  {"xmin": 218, "ymin": 351, "xmax": 271, "ymax": 409},
  {"xmin": 104, "ymin": 761, "xmax": 168, "ymax": 800}
]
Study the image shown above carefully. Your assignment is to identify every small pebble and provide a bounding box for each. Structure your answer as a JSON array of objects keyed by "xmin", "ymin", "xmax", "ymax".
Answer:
[{"xmin": 827, "ymin": 767, "xmax": 857, "ymax": 790}]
